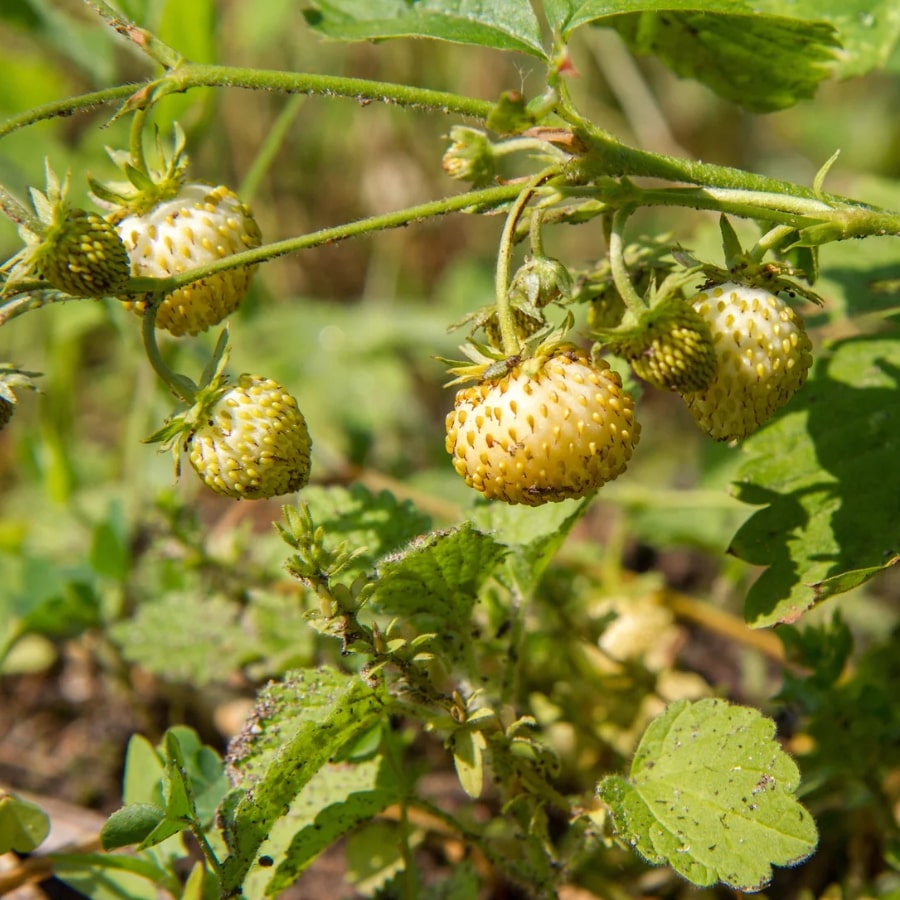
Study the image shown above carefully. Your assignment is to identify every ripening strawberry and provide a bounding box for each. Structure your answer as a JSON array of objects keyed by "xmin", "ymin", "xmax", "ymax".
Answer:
[
  {"xmin": 604, "ymin": 298, "xmax": 717, "ymax": 393},
  {"xmin": 188, "ymin": 375, "xmax": 311, "ymax": 500},
  {"xmin": 445, "ymin": 345, "xmax": 640, "ymax": 506},
  {"xmin": 681, "ymin": 282, "xmax": 813, "ymax": 441},
  {"xmin": 115, "ymin": 183, "xmax": 262, "ymax": 336},
  {"xmin": 1, "ymin": 165, "xmax": 130, "ymax": 298}
]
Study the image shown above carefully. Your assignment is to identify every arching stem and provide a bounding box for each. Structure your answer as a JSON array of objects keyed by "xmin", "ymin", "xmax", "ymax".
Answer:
[
  {"xmin": 608, "ymin": 206, "xmax": 650, "ymax": 317},
  {"xmin": 494, "ymin": 169, "xmax": 558, "ymax": 357},
  {"xmin": 140, "ymin": 298, "xmax": 199, "ymax": 404}
]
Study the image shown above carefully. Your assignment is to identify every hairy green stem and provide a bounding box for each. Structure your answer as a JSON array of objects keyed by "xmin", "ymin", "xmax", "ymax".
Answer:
[
  {"xmin": 608, "ymin": 207, "xmax": 649, "ymax": 316},
  {"xmin": 140, "ymin": 300, "xmax": 198, "ymax": 403},
  {"xmin": 494, "ymin": 170, "xmax": 558, "ymax": 356},
  {"xmin": 163, "ymin": 61, "xmax": 495, "ymax": 120},
  {"xmin": 0, "ymin": 84, "xmax": 139, "ymax": 140},
  {"xmin": 127, "ymin": 183, "xmax": 522, "ymax": 296}
]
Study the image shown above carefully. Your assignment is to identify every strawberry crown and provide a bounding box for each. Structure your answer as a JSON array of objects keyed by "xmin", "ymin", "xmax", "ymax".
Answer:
[
  {"xmin": 0, "ymin": 161, "xmax": 97, "ymax": 295},
  {"xmin": 89, "ymin": 124, "xmax": 191, "ymax": 219},
  {"xmin": 0, "ymin": 363, "xmax": 42, "ymax": 406}
]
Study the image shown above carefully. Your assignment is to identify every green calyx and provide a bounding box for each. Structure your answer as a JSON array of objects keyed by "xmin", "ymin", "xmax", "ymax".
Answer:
[
  {"xmin": 89, "ymin": 124, "xmax": 191, "ymax": 220},
  {"xmin": 601, "ymin": 296, "xmax": 717, "ymax": 393},
  {"xmin": 1, "ymin": 162, "xmax": 129, "ymax": 298}
]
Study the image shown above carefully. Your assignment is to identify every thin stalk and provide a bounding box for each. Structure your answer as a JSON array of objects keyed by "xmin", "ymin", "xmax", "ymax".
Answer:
[
  {"xmin": 165, "ymin": 61, "xmax": 495, "ymax": 120},
  {"xmin": 750, "ymin": 224, "xmax": 800, "ymax": 261},
  {"xmin": 239, "ymin": 94, "xmax": 306, "ymax": 203},
  {"xmin": 128, "ymin": 106, "xmax": 150, "ymax": 175},
  {"xmin": 608, "ymin": 206, "xmax": 649, "ymax": 316},
  {"xmin": 140, "ymin": 183, "xmax": 524, "ymax": 295},
  {"xmin": 140, "ymin": 300, "xmax": 198, "ymax": 403},
  {"xmin": 0, "ymin": 84, "xmax": 139, "ymax": 139},
  {"xmin": 494, "ymin": 169, "xmax": 558, "ymax": 356},
  {"xmin": 529, "ymin": 206, "xmax": 545, "ymax": 257}
]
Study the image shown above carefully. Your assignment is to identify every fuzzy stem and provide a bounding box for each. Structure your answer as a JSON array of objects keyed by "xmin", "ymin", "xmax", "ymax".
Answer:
[
  {"xmin": 163, "ymin": 61, "xmax": 495, "ymax": 120},
  {"xmin": 128, "ymin": 106, "xmax": 150, "ymax": 175},
  {"xmin": 608, "ymin": 206, "xmax": 649, "ymax": 316},
  {"xmin": 131, "ymin": 183, "xmax": 523, "ymax": 295},
  {"xmin": 750, "ymin": 224, "xmax": 800, "ymax": 261},
  {"xmin": 0, "ymin": 84, "xmax": 140, "ymax": 140},
  {"xmin": 140, "ymin": 300, "xmax": 198, "ymax": 403},
  {"xmin": 529, "ymin": 206, "xmax": 545, "ymax": 257},
  {"xmin": 494, "ymin": 170, "xmax": 558, "ymax": 356}
]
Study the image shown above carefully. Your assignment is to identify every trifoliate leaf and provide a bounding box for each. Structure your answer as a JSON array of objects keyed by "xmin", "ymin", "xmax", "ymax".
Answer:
[
  {"xmin": 221, "ymin": 668, "xmax": 386, "ymax": 894},
  {"xmin": 371, "ymin": 523, "xmax": 507, "ymax": 632},
  {"xmin": 302, "ymin": 0, "xmax": 546, "ymax": 57},
  {"xmin": 598, "ymin": 698, "xmax": 818, "ymax": 891},
  {"xmin": 545, "ymin": 1, "xmax": 838, "ymax": 111},
  {"xmin": 729, "ymin": 336, "xmax": 900, "ymax": 628}
]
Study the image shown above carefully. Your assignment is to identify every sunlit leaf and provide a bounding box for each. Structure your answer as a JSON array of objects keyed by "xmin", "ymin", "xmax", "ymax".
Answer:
[
  {"xmin": 598, "ymin": 698, "xmax": 817, "ymax": 891},
  {"xmin": 302, "ymin": 0, "xmax": 547, "ymax": 57},
  {"xmin": 0, "ymin": 792, "xmax": 49, "ymax": 853}
]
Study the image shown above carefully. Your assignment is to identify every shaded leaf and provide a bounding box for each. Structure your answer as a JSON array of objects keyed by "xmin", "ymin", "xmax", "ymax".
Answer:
[
  {"xmin": 371, "ymin": 523, "xmax": 507, "ymax": 632},
  {"xmin": 547, "ymin": 1, "xmax": 838, "ymax": 111},
  {"xmin": 302, "ymin": 0, "xmax": 547, "ymax": 57},
  {"xmin": 598, "ymin": 698, "xmax": 817, "ymax": 891},
  {"xmin": 729, "ymin": 336, "xmax": 900, "ymax": 627},
  {"xmin": 751, "ymin": 0, "xmax": 900, "ymax": 77}
]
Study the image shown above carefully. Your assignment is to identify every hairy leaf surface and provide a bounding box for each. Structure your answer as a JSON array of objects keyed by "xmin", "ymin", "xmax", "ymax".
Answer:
[
  {"xmin": 302, "ymin": 0, "xmax": 546, "ymax": 57},
  {"xmin": 598, "ymin": 698, "xmax": 817, "ymax": 891}
]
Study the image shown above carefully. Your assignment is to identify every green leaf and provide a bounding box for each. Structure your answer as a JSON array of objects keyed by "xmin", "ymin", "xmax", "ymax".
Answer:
[
  {"xmin": 345, "ymin": 820, "xmax": 410, "ymax": 895},
  {"xmin": 750, "ymin": 0, "xmax": 900, "ymax": 77},
  {"xmin": 89, "ymin": 516, "xmax": 130, "ymax": 581},
  {"xmin": 302, "ymin": 0, "xmax": 547, "ymax": 57},
  {"xmin": 548, "ymin": 2, "xmax": 838, "ymax": 111},
  {"xmin": 729, "ymin": 336, "xmax": 900, "ymax": 627},
  {"xmin": 598, "ymin": 698, "xmax": 818, "ymax": 891},
  {"xmin": 99, "ymin": 803, "xmax": 167, "ymax": 851},
  {"xmin": 0, "ymin": 792, "xmax": 50, "ymax": 853},
  {"xmin": 371, "ymin": 523, "xmax": 507, "ymax": 632},
  {"xmin": 450, "ymin": 728, "xmax": 487, "ymax": 798},
  {"xmin": 299, "ymin": 484, "xmax": 432, "ymax": 583},
  {"xmin": 472, "ymin": 497, "xmax": 591, "ymax": 594},
  {"xmin": 123, "ymin": 735, "xmax": 165, "ymax": 807},
  {"xmin": 51, "ymin": 852, "xmax": 173, "ymax": 900},
  {"xmin": 245, "ymin": 755, "xmax": 403, "ymax": 897},
  {"xmin": 220, "ymin": 668, "xmax": 386, "ymax": 894},
  {"xmin": 109, "ymin": 591, "xmax": 255, "ymax": 686}
]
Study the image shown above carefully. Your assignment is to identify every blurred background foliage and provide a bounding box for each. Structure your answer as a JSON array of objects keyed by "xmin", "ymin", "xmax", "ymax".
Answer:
[{"xmin": 0, "ymin": 0, "xmax": 899, "ymax": 895}]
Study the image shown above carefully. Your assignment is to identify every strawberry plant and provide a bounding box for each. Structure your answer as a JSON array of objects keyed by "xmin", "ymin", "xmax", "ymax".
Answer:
[{"xmin": 0, "ymin": 1, "xmax": 898, "ymax": 898}]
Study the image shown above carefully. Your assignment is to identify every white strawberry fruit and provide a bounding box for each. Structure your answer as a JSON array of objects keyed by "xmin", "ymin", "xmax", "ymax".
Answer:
[
  {"xmin": 445, "ymin": 345, "xmax": 640, "ymax": 506},
  {"xmin": 681, "ymin": 282, "xmax": 813, "ymax": 441}
]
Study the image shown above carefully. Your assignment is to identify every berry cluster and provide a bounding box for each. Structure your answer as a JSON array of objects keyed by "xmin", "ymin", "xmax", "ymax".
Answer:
[{"xmin": 444, "ymin": 274, "xmax": 813, "ymax": 506}]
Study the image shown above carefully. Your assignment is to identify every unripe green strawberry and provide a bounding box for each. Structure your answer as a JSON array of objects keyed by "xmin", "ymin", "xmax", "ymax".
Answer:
[
  {"xmin": 681, "ymin": 282, "xmax": 813, "ymax": 441},
  {"xmin": 188, "ymin": 374, "xmax": 311, "ymax": 500},
  {"xmin": 585, "ymin": 287, "xmax": 627, "ymax": 330},
  {"xmin": 1, "ymin": 164, "xmax": 129, "ymax": 298},
  {"xmin": 37, "ymin": 208, "xmax": 131, "ymax": 297},
  {"xmin": 604, "ymin": 298, "xmax": 716, "ymax": 392},
  {"xmin": 115, "ymin": 183, "xmax": 262, "ymax": 336},
  {"xmin": 445, "ymin": 345, "xmax": 640, "ymax": 506}
]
